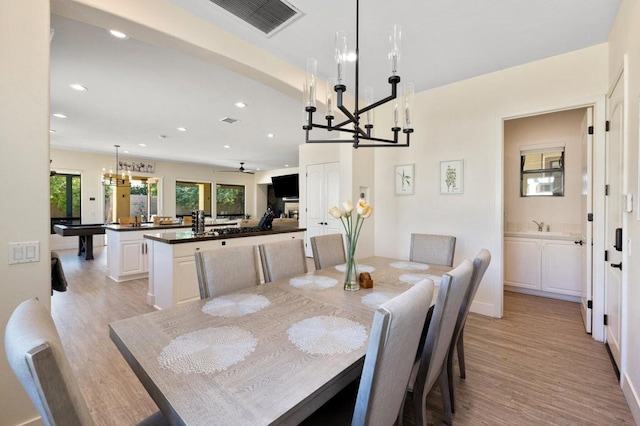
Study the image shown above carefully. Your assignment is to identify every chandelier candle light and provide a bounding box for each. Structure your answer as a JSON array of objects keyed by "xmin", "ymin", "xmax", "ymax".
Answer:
[
  {"xmin": 102, "ymin": 144, "xmax": 130, "ymax": 187},
  {"xmin": 303, "ymin": 0, "xmax": 414, "ymax": 148},
  {"xmin": 329, "ymin": 199, "xmax": 373, "ymax": 291}
]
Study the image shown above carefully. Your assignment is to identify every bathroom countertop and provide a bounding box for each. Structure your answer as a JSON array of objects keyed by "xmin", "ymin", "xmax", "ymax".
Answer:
[{"xmin": 504, "ymin": 231, "xmax": 584, "ymax": 241}]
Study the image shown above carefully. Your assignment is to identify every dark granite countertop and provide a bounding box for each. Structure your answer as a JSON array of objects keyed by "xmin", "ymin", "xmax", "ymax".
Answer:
[
  {"xmin": 104, "ymin": 222, "xmax": 238, "ymax": 232},
  {"xmin": 143, "ymin": 227, "xmax": 306, "ymax": 244}
]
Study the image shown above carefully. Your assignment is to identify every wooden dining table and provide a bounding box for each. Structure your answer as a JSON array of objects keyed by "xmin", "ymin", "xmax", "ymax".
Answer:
[{"xmin": 109, "ymin": 256, "xmax": 452, "ymax": 425}]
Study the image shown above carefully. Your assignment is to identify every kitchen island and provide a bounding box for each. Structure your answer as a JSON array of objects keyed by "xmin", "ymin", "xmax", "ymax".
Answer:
[
  {"xmin": 104, "ymin": 222, "xmax": 237, "ymax": 283},
  {"xmin": 143, "ymin": 227, "xmax": 305, "ymax": 309}
]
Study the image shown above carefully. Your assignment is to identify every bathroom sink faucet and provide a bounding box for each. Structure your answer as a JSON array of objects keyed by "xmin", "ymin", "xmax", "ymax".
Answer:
[{"xmin": 533, "ymin": 220, "xmax": 544, "ymax": 232}]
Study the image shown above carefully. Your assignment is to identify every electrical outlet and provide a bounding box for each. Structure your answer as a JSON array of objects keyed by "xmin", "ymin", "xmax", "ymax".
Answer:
[{"xmin": 8, "ymin": 241, "xmax": 40, "ymax": 264}]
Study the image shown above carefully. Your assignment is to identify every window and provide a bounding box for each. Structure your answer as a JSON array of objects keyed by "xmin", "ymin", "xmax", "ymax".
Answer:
[
  {"xmin": 216, "ymin": 184, "xmax": 245, "ymax": 219},
  {"xmin": 50, "ymin": 173, "xmax": 81, "ymax": 233},
  {"xmin": 176, "ymin": 181, "xmax": 212, "ymax": 217},
  {"xmin": 520, "ymin": 146, "xmax": 564, "ymax": 197}
]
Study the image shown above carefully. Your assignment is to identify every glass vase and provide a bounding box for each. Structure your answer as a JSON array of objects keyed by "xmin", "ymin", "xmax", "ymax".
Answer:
[{"xmin": 344, "ymin": 241, "xmax": 360, "ymax": 291}]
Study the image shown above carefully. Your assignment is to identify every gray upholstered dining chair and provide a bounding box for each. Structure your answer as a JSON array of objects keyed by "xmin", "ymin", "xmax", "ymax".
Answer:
[
  {"xmin": 194, "ymin": 245, "xmax": 261, "ymax": 299},
  {"xmin": 5, "ymin": 298, "xmax": 167, "ymax": 426},
  {"xmin": 310, "ymin": 233, "xmax": 346, "ymax": 270},
  {"xmin": 404, "ymin": 258, "xmax": 474, "ymax": 426},
  {"xmin": 301, "ymin": 279, "xmax": 435, "ymax": 426},
  {"xmin": 447, "ymin": 248, "xmax": 491, "ymax": 413},
  {"xmin": 258, "ymin": 239, "xmax": 308, "ymax": 283},
  {"xmin": 410, "ymin": 233, "xmax": 457, "ymax": 267}
]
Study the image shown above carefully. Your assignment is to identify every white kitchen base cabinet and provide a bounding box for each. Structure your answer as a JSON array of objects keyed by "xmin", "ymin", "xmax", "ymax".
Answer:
[
  {"xmin": 107, "ymin": 229, "xmax": 149, "ymax": 282},
  {"xmin": 148, "ymin": 231, "xmax": 305, "ymax": 309},
  {"xmin": 504, "ymin": 236, "xmax": 582, "ymax": 301}
]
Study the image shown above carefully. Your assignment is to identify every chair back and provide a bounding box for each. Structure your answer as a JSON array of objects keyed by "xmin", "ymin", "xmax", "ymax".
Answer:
[
  {"xmin": 453, "ymin": 249, "xmax": 491, "ymax": 343},
  {"xmin": 415, "ymin": 259, "xmax": 474, "ymax": 396},
  {"xmin": 258, "ymin": 239, "xmax": 308, "ymax": 283},
  {"xmin": 5, "ymin": 298, "xmax": 95, "ymax": 426},
  {"xmin": 195, "ymin": 245, "xmax": 261, "ymax": 299},
  {"xmin": 353, "ymin": 279, "xmax": 435, "ymax": 426},
  {"xmin": 409, "ymin": 233, "xmax": 456, "ymax": 267},
  {"xmin": 310, "ymin": 234, "xmax": 346, "ymax": 270}
]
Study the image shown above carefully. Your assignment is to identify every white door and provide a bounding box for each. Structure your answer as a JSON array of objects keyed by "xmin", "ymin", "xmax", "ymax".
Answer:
[
  {"xmin": 305, "ymin": 162, "xmax": 341, "ymax": 257},
  {"xmin": 605, "ymin": 73, "xmax": 624, "ymax": 370},
  {"xmin": 306, "ymin": 164, "xmax": 325, "ymax": 257},
  {"xmin": 580, "ymin": 107, "xmax": 594, "ymax": 333}
]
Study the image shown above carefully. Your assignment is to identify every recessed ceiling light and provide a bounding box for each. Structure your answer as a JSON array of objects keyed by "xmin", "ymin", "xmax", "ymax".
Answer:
[
  {"xmin": 124, "ymin": 150, "xmax": 129, "ymax": 154},
  {"xmin": 108, "ymin": 29, "xmax": 129, "ymax": 39},
  {"xmin": 49, "ymin": 129, "xmax": 56, "ymax": 133},
  {"xmin": 52, "ymin": 113, "xmax": 67, "ymax": 119},
  {"xmin": 346, "ymin": 52, "xmax": 357, "ymax": 62},
  {"xmin": 158, "ymin": 135, "xmax": 166, "ymax": 139},
  {"xmin": 256, "ymin": 168, "xmax": 261, "ymax": 171},
  {"xmin": 139, "ymin": 143, "xmax": 147, "ymax": 147},
  {"xmin": 234, "ymin": 102, "xmax": 247, "ymax": 108},
  {"xmin": 267, "ymin": 133, "xmax": 274, "ymax": 138},
  {"xmin": 70, "ymin": 84, "xmax": 88, "ymax": 91},
  {"xmin": 177, "ymin": 127, "xmax": 187, "ymax": 132},
  {"xmin": 285, "ymin": 164, "xmax": 289, "ymax": 167},
  {"xmin": 223, "ymin": 145, "xmax": 231, "ymax": 149}
]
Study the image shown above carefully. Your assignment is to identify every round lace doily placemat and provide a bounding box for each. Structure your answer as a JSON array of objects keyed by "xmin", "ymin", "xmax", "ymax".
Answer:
[
  {"xmin": 335, "ymin": 264, "xmax": 375, "ymax": 273},
  {"xmin": 289, "ymin": 275, "xmax": 338, "ymax": 290},
  {"xmin": 390, "ymin": 261, "xmax": 430, "ymax": 270},
  {"xmin": 399, "ymin": 273, "xmax": 442, "ymax": 286},
  {"xmin": 202, "ymin": 294, "xmax": 270, "ymax": 318},
  {"xmin": 361, "ymin": 292, "xmax": 399, "ymax": 308},
  {"xmin": 157, "ymin": 326, "xmax": 257, "ymax": 374},
  {"xmin": 287, "ymin": 316, "xmax": 367, "ymax": 355}
]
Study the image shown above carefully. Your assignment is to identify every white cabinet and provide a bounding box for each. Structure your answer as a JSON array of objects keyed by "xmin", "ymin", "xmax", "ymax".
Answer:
[
  {"xmin": 306, "ymin": 162, "xmax": 341, "ymax": 257},
  {"xmin": 107, "ymin": 229, "xmax": 150, "ymax": 282},
  {"xmin": 504, "ymin": 237, "xmax": 582, "ymax": 299},
  {"xmin": 149, "ymin": 231, "xmax": 305, "ymax": 309}
]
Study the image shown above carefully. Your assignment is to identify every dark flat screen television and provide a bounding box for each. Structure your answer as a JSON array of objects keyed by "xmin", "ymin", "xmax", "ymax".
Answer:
[{"xmin": 271, "ymin": 174, "xmax": 299, "ymax": 199}]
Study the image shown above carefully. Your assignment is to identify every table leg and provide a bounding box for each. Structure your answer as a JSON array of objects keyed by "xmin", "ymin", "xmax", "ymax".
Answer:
[{"xmin": 78, "ymin": 235, "xmax": 95, "ymax": 260}]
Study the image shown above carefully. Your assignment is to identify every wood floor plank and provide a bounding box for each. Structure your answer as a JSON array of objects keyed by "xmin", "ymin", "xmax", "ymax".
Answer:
[{"xmin": 50, "ymin": 249, "xmax": 634, "ymax": 425}]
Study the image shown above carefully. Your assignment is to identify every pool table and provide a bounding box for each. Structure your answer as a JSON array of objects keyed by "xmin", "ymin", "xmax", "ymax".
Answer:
[{"xmin": 53, "ymin": 223, "xmax": 106, "ymax": 260}]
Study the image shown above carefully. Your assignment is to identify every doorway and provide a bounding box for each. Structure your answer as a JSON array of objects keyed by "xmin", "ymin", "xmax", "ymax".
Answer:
[{"xmin": 503, "ymin": 107, "xmax": 596, "ymax": 332}]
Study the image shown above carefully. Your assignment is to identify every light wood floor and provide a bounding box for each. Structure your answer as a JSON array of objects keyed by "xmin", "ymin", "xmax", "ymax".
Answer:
[{"xmin": 50, "ymin": 247, "xmax": 634, "ymax": 425}]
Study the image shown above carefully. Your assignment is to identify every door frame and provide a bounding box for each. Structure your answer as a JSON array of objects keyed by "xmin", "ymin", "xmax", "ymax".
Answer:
[{"xmin": 497, "ymin": 95, "xmax": 607, "ymax": 341}]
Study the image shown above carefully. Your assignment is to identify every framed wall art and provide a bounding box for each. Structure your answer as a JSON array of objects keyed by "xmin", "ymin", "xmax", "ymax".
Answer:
[
  {"xmin": 395, "ymin": 164, "xmax": 414, "ymax": 195},
  {"xmin": 440, "ymin": 160, "xmax": 463, "ymax": 194}
]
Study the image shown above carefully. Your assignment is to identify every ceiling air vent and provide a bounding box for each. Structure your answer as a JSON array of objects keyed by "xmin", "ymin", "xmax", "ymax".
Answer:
[
  {"xmin": 208, "ymin": 0, "xmax": 304, "ymax": 37},
  {"xmin": 220, "ymin": 117, "xmax": 239, "ymax": 124}
]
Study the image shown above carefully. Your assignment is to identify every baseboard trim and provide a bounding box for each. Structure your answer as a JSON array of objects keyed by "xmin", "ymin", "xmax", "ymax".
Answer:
[
  {"xmin": 470, "ymin": 300, "xmax": 495, "ymax": 317},
  {"xmin": 18, "ymin": 416, "xmax": 42, "ymax": 426},
  {"xmin": 622, "ymin": 372, "xmax": 640, "ymax": 425},
  {"xmin": 504, "ymin": 286, "xmax": 581, "ymax": 303}
]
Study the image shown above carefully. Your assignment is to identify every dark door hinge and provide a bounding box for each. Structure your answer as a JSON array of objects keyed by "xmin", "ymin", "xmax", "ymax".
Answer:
[
  {"xmin": 587, "ymin": 213, "xmax": 593, "ymax": 222},
  {"xmin": 604, "ymin": 314, "xmax": 609, "ymax": 326},
  {"xmin": 588, "ymin": 126, "xmax": 594, "ymax": 135},
  {"xmin": 605, "ymin": 121, "xmax": 610, "ymax": 131},
  {"xmin": 587, "ymin": 300, "xmax": 593, "ymax": 309},
  {"xmin": 605, "ymin": 184, "xmax": 610, "ymax": 196},
  {"xmin": 604, "ymin": 250, "xmax": 609, "ymax": 261}
]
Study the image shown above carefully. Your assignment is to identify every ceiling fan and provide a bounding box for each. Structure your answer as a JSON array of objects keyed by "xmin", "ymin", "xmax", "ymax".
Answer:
[{"xmin": 219, "ymin": 162, "xmax": 254, "ymax": 174}]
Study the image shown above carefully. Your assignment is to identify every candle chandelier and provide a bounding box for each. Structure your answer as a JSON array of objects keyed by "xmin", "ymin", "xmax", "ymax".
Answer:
[
  {"xmin": 102, "ymin": 144, "xmax": 130, "ymax": 187},
  {"xmin": 302, "ymin": 0, "xmax": 414, "ymax": 148}
]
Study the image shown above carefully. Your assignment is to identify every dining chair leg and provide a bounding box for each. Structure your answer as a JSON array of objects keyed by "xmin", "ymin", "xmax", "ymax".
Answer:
[
  {"xmin": 457, "ymin": 328, "xmax": 466, "ymax": 379},
  {"xmin": 439, "ymin": 367, "xmax": 453, "ymax": 425},
  {"xmin": 413, "ymin": 386, "xmax": 428, "ymax": 426},
  {"xmin": 447, "ymin": 345, "xmax": 456, "ymax": 413}
]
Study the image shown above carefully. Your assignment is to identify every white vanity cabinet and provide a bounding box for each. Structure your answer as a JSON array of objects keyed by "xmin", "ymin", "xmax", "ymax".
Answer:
[{"xmin": 504, "ymin": 236, "xmax": 582, "ymax": 299}]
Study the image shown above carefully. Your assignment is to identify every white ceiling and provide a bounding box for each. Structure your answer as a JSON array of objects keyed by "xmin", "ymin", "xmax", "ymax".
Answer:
[{"xmin": 50, "ymin": 0, "xmax": 620, "ymax": 171}]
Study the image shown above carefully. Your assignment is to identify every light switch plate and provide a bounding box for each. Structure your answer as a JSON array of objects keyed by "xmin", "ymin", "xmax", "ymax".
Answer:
[{"xmin": 8, "ymin": 241, "xmax": 40, "ymax": 264}]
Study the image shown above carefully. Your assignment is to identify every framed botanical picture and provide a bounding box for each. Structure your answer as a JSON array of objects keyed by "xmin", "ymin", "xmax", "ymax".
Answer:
[
  {"xmin": 395, "ymin": 164, "xmax": 414, "ymax": 195},
  {"xmin": 440, "ymin": 160, "xmax": 464, "ymax": 194}
]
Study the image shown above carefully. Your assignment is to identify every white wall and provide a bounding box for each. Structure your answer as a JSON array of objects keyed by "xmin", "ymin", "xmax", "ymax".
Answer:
[
  {"xmin": 372, "ymin": 44, "xmax": 608, "ymax": 318},
  {"xmin": 52, "ymin": 148, "xmax": 259, "ymax": 220},
  {"xmin": 504, "ymin": 108, "xmax": 586, "ymax": 234},
  {"xmin": 608, "ymin": 0, "xmax": 640, "ymax": 422},
  {"xmin": 0, "ymin": 1, "xmax": 52, "ymax": 424}
]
